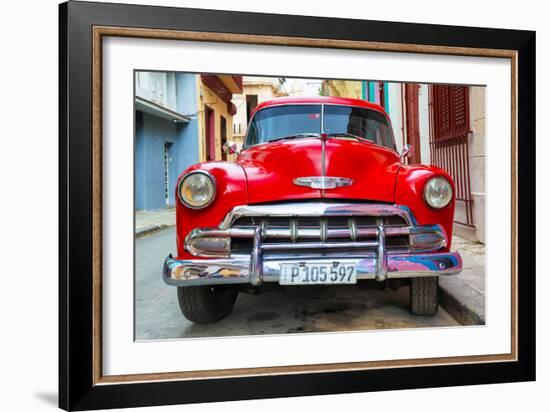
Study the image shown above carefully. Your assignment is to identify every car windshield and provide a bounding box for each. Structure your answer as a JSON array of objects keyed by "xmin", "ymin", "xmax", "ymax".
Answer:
[{"xmin": 245, "ymin": 104, "xmax": 395, "ymax": 149}]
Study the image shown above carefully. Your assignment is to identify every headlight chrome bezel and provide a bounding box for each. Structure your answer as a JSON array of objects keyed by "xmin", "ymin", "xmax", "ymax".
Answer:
[
  {"xmin": 178, "ymin": 170, "xmax": 217, "ymax": 209},
  {"xmin": 423, "ymin": 176, "xmax": 453, "ymax": 209}
]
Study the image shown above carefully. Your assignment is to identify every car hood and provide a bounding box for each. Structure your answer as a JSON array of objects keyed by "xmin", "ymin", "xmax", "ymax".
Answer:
[{"xmin": 237, "ymin": 138, "xmax": 401, "ymax": 204}]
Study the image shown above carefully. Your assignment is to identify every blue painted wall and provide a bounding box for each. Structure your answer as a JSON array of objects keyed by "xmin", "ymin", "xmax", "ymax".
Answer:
[
  {"xmin": 365, "ymin": 81, "xmax": 389, "ymax": 112},
  {"xmin": 174, "ymin": 74, "xmax": 200, "ymax": 175},
  {"xmin": 135, "ymin": 73, "xmax": 200, "ymax": 211},
  {"xmin": 383, "ymin": 82, "xmax": 390, "ymax": 112},
  {"xmin": 368, "ymin": 82, "xmax": 376, "ymax": 104}
]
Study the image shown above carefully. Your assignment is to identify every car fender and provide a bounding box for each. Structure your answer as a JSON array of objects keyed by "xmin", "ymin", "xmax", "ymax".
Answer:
[
  {"xmin": 175, "ymin": 161, "xmax": 247, "ymax": 258},
  {"xmin": 394, "ymin": 164, "xmax": 456, "ymax": 251}
]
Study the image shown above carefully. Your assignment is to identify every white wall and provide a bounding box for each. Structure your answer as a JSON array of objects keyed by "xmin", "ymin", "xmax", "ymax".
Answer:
[
  {"xmin": 387, "ymin": 83, "xmax": 405, "ymax": 152},
  {"xmin": 418, "ymin": 84, "xmax": 431, "ymax": 164},
  {"xmin": 388, "ymin": 83, "xmax": 430, "ymax": 163},
  {"xmin": 0, "ymin": 1, "xmax": 546, "ymax": 412},
  {"xmin": 136, "ymin": 71, "xmax": 178, "ymax": 111},
  {"xmin": 469, "ymin": 87, "xmax": 487, "ymax": 242}
]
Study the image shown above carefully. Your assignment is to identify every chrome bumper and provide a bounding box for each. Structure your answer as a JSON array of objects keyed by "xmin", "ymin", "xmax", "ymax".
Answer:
[
  {"xmin": 163, "ymin": 202, "xmax": 462, "ymax": 287},
  {"xmin": 162, "ymin": 252, "xmax": 462, "ymax": 286}
]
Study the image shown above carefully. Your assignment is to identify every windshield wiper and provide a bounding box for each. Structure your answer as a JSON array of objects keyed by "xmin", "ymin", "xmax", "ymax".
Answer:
[
  {"xmin": 325, "ymin": 132, "xmax": 364, "ymax": 140},
  {"xmin": 269, "ymin": 133, "xmax": 321, "ymax": 142}
]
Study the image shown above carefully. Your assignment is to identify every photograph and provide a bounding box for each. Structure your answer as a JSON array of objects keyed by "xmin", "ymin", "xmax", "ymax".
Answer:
[{"xmin": 134, "ymin": 72, "xmax": 486, "ymax": 340}]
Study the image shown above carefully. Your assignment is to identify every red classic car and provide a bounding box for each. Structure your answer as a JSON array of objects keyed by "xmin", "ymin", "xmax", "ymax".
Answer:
[{"xmin": 163, "ymin": 96, "xmax": 462, "ymax": 323}]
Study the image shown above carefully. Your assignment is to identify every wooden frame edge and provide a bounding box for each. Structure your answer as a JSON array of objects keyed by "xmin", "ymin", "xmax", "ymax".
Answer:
[
  {"xmin": 510, "ymin": 51, "xmax": 518, "ymax": 361},
  {"xmin": 91, "ymin": 26, "xmax": 518, "ymax": 386},
  {"xmin": 97, "ymin": 353, "xmax": 515, "ymax": 385},
  {"xmin": 94, "ymin": 26, "xmax": 517, "ymax": 58},
  {"xmin": 92, "ymin": 27, "xmax": 103, "ymax": 385}
]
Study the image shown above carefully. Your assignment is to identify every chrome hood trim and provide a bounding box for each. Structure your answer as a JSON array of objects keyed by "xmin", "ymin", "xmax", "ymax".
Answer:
[{"xmin": 293, "ymin": 176, "xmax": 353, "ymax": 189}]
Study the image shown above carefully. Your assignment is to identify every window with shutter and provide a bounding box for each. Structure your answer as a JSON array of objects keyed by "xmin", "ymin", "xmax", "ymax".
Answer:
[{"xmin": 429, "ymin": 85, "xmax": 474, "ymax": 227}]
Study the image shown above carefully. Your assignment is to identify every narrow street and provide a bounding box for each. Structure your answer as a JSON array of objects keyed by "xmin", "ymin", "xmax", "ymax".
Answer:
[{"xmin": 135, "ymin": 227, "xmax": 460, "ymax": 340}]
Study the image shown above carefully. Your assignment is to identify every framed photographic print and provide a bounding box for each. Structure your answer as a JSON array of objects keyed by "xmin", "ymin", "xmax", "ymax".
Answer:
[{"xmin": 59, "ymin": 1, "xmax": 536, "ymax": 410}]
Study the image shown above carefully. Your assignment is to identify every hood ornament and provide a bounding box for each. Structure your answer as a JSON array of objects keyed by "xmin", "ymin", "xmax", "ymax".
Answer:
[{"xmin": 293, "ymin": 176, "xmax": 353, "ymax": 190}]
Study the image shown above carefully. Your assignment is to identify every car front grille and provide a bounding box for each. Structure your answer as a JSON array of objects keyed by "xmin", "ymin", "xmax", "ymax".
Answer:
[
  {"xmin": 184, "ymin": 203, "xmax": 447, "ymax": 258},
  {"xmin": 230, "ymin": 214, "xmax": 410, "ymax": 255}
]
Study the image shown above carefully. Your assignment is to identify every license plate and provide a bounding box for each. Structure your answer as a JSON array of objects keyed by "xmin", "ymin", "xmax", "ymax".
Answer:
[{"xmin": 279, "ymin": 262, "xmax": 357, "ymax": 285}]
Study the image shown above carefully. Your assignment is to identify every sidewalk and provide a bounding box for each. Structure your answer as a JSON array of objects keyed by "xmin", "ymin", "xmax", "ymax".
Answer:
[
  {"xmin": 135, "ymin": 208, "xmax": 176, "ymax": 237},
  {"xmin": 440, "ymin": 236, "xmax": 485, "ymax": 325}
]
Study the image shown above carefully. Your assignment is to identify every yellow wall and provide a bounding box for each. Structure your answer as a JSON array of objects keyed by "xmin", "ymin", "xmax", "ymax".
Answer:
[
  {"xmin": 325, "ymin": 80, "xmax": 362, "ymax": 99},
  {"xmin": 244, "ymin": 83, "xmax": 285, "ymax": 103},
  {"xmin": 196, "ymin": 78, "xmax": 235, "ymax": 162}
]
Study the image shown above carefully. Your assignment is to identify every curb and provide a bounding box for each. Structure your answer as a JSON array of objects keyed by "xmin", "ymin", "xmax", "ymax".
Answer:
[
  {"xmin": 136, "ymin": 224, "xmax": 174, "ymax": 238},
  {"xmin": 439, "ymin": 278, "xmax": 485, "ymax": 325}
]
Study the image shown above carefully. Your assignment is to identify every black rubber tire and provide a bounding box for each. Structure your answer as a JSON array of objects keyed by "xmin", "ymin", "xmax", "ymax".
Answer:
[
  {"xmin": 177, "ymin": 286, "xmax": 238, "ymax": 324},
  {"xmin": 409, "ymin": 277, "xmax": 439, "ymax": 316}
]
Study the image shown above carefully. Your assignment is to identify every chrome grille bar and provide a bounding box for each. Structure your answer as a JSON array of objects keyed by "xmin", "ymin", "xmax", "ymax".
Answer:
[
  {"xmin": 289, "ymin": 219, "xmax": 298, "ymax": 242},
  {"xmin": 376, "ymin": 221, "xmax": 388, "ymax": 281},
  {"xmin": 348, "ymin": 217, "xmax": 358, "ymax": 241},
  {"xmin": 261, "ymin": 241, "xmax": 379, "ymax": 251},
  {"xmin": 320, "ymin": 218, "xmax": 328, "ymax": 242},
  {"xmin": 250, "ymin": 227, "xmax": 263, "ymax": 286}
]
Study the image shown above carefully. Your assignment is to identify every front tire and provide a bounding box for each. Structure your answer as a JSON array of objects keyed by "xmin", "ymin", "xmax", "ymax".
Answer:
[
  {"xmin": 177, "ymin": 286, "xmax": 238, "ymax": 324},
  {"xmin": 409, "ymin": 277, "xmax": 439, "ymax": 316}
]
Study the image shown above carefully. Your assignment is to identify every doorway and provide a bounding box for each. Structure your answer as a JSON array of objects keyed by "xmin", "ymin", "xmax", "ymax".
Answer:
[
  {"xmin": 220, "ymin": 116, "xmax": 228, "ymax": 161},
  {"xmin": 246, "ymin": 95, "xmax": 258, "ymax": 124},
  {"xmin": 204, "ymin": 106, "xmax": 216, "ymax": 161}
]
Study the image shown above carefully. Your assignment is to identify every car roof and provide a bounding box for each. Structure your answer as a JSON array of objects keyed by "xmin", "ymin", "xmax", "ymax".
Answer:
[{"xmin": 251, "ymin": 95, "xmax": 387, "ymax": 116}]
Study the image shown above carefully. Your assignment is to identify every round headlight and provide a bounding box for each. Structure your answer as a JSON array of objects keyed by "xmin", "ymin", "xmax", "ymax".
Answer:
[
  {"xmin": 424, "ymin": 176, "xmax": 453, "ymax": 209},
  {"xmin": 178, "ymin": 171, "xmax": 216, "ymax": 209}
]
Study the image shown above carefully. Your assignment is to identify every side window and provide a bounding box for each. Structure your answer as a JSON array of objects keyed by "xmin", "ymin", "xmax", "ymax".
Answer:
[
  {"xmin": 247, "ymin": 121, "xmax": 258, "ymax": 146},
  {"xmin": 374, "ymin": 126, "xmax": 385, "ymax": 147}
]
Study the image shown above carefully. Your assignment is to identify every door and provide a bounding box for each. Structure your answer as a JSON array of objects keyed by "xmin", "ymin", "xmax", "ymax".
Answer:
[
  {"xmin": 405, "ymin": 84, "xmax": 421, "ymax": 164},
  {"xmin": 163, "ymin": 142, "xmax": 176, "ymax": 207},
  {"xmin": 204, "ymin": 106, "xmax": 216, "ymax": 160},
  {"xmin": 220, "ymin": 116, "xmax": 228, "ymax": 161},
  {"xmin": 246, "ymin": 95, "xmax": 258, "ymax": 124}
]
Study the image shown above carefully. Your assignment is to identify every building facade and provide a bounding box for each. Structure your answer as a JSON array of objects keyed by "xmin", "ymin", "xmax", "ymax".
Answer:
[
  {"xmin": 232, "ymin": 76, "xmax": 287, "ymax": 147},
  {"xmin": 323, "ymin": 79, "xmax": 485, "ymax": 243},
  {"xmin": 385, "ymin": 84, "xmax": 486, "ymax": 243},
  {"xmin": 135, "ymin": 72, "xmax": 242, "ymax": 211}
]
